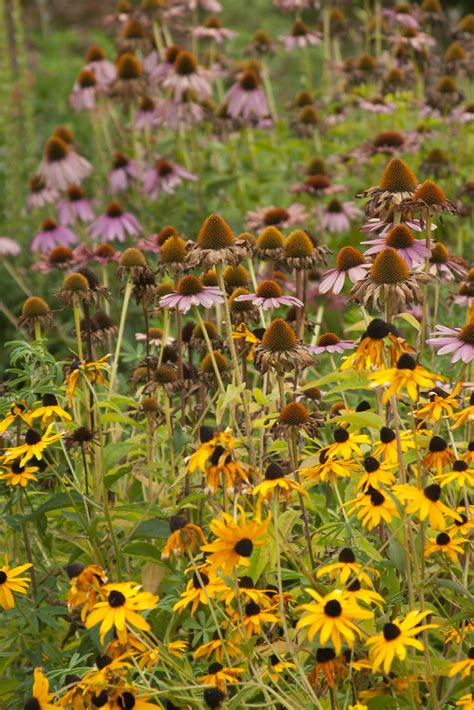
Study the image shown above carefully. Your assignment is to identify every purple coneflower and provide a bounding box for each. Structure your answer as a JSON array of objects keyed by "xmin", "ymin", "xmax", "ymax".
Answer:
[
  {"xmin": 38, "ymin": 136, "xmax": 92, "ymax": 191},
  {"xmin": 273, "ymin": 0, "xmax": 314, "ymax": 10},
  {"xmin": 91, "ymin": 243, "xmax": 121, "ymax": 266},
  {"xmin": 319, "ymin": 247, "xmax": 370, "ymax": 295},
  {"xmin": 0, "ymin": 237, "xmax": 20, "ymax": 257},
  {"xmin": 383, "ymin": 6, "xmax": 419, "ymax": 29},
  {"xmin": 427, "ymin": 323, "xmax": 474, "ymax": 364},
  {"xmin": 108, "ymin": 152, "xmax": 138, "ymax": 193},
  {"xmin": 154, "ymin": 98, "xmax": 203, "ymax": 129},
  {"xmin": 192, "ymin": 16, "xmax": 237, "ymax": 43},
  {"xmin": 27, "ymin": 175, "xmax": 59, "ymax": 210},
  {"xmin": 280, "ymin": 20, "xmax": 321, "ymax": 50},
  {"xmin": 83, "ymin": 45, "xmax": 116, "ymax": 85},
  {"xmin": 69, "ymin": 69, "xmax": 98, "ymax": 112},
  {"xmin": 31, "ymin": 218, "xmax": 77, "ymax": 253},
  {"xmin": 361, "ymin": 223, "xmax": 430, "ymax": 269},
  {"xmin": 57, "ymin": 185, "xmax": 94, "ymax": 225},
  {"xmin": 162, "ymin": 50, "xmax": 212, "ymax": 102},
  {"xmin": 360, "ymin": 216, "xmax": 436, "ymax": 235},
  {"xmin": 176, "ymin": 0, "xmax": 222, "ymax": 11},
  {"xmin": 159, "ymin": 275, "xmax": 224, "ymax": 314},
  {"xmin": 391, "ymin": 27, "xmax": 435, "ymax": 52},
  {"xmin": 245, "ymin": 203, "xmax": 307, "ymax": 233},
  {"xmin": 358, "ymin": 97, "xmax": 396, "ymax": 114},
  {"xmin": 226, "ymin": 71, "xmax": 269, "ymax": 121},
  {"xmin": 90, "ymin": 202, "xmax": 141, "ymax": 243},
  {"xmin": 134, "ymin": 96, "xmax": 158, "ymax": 130},
  {"xmin": 429, "ymin": 243, "xmax": 467, "ymax": 281},
  {"xmin": 234, "ymin": 279, "xmax": 303, "ymax": 310},
  {"xmin": 149, "ymin": 45, "xmax": 182, "ymax": 87},
  {"xmin": 290, "ymin": 174, "xmax": 345, "ymax": 197},
  {"xmin": 321, "ymin": 199, "xmax": 361, "ymax": 233},
  {"xmin": 142, "ymin": 157, "xmax": 197, "ymax": 199},
  {"xmin": 309, "ymin": 332, "xmax": 355, "ymax": 355}
]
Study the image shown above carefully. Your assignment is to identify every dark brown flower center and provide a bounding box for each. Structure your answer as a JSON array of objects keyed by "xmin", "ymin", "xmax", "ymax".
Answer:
[
  {"xmin": 262, "ymin": 318, "xmax": 298, "ymax": 352},
  {"xmin": 386, "ymin": 224, "xmax": 415, "ymax": 249},
  {"xmin": 25, "ymin": 429, "xmax": 42, "ymax": 445},
  {"xmin": 108, "ymin": 590, "xmax": 126, "ymax": 607},
  {"xmin": 112, "ymin": 152, "xmax": 129, "ymax": 169},
  {"xmin": 459, "ymin": 323, "xmax": 474, "ymax": 345},
  {"xmin": 117, "ymin": 53, "xmax": 142, "ymax": 80},
  {"xmin": 175, "ymin": 51, "xmax": 198, "ymax": 76},
  {"xmin": 45, "ymin": 136, "xmax": 68, "ymax": 162},
  {"xmin": 317, "ymin": 332, "xmax": 340, "ymax": 346},
  {"xmin": 279, "ymin": 402, "xmax": 309, "ymax": 426},
  {"xmin": 436, "ymin": 532, "xmax": 450, "ymax": 545},
  {"xmin": 256, "ymin": 280, "xmax": 283, "ymax": 299},
  {"xmin": 374, "ymin": 131, "xmax": 405, "ymax": 148},
  {"xmin": 324, "ymin": 600, "xmax": 342, "ymax": 617},
  {"xmin": 78, "ymin": 69, "xmax": 96, "ymax": 88},
  {"xmin": 263, "ymin": 208, "xmax": 290, "ymax": 227},
  {"xmin": 177, "ymin": 275, "xmax": 204, "ymax": 296},
  {"xmin": 424, "ymin": 483, "xmax": 441, "ymax": 501},
  {"xmin": 316, "ymin": 647, "xmax": 336, "ymax": 663},
  {"xmin": 371, "ymin": 247, "xmax": 409, "ymax": 284},
  {"xmin": 240, "ymin": 70, "xmax": 259, "ymax": 91},
  {"xmin": 339, "ymin": 547, "xmax": 356, "ymax": 563},
  {"xmin": 414, "ymin": 180, "xmax": 446, "ymax": 206},
  {"xmin": 156, "ymin": 159, "xmax": 173, "ymax": 177},
  {"xmin": 336, "ymin": 246, "xmax": 365, "ymax": 271},
  {"xmin": 383, "ymin": 622, "xmax": 401, "ymax": 641},
  {"xmin": 234, "ymin": 538, "xmax": 254, "ymax": 557},
  {"xmin": 106, "ymin": 202, "xmax": 124, "ymax": 218},
  {"xmin": 291, "ymin": 19, "xmax": 309, "ymax": 36}
]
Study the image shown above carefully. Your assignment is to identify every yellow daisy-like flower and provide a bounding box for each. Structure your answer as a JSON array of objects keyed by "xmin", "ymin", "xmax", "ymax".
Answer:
[
  {"xmin": 300, "ymin": 451, "xmax": 359, "ymax": 484},
  {"xmin": 393, "ymin": 483, "xmax": 461, "ymax": 530},
  {"xmin": 186, "ymin": 428, "xmax": 236, "ymax": 474},
  {"xmin": 414, "ymin": 383, "xmax": 462, "ymax": 424},
  {"xmin": 85, "ymin": 582, "xmax": 158, "ymax": 643},
  {"xmin": 2, "ymin": 424, "xmax": 62, "ymax": 467},
  {"xmin": 236, "ymin": 601, "xmax": 279, "ymax": 637},
  {"xmin": 253, "ymin": 462, "xmax": 306, "ymax": 501},
  {"xmin": 316, "ymin": 547, "xmax": 379, "ymax": 587},
  {"xmin": 425, "ymin": 531, "xmax": 468, "ymax": 563},
  {"xmin": 366, "ymin": 610, "xmax": 438, "ymax": 674},
  {"xmin": 343, "ymin": 488, "xmax": 400, "ymax": 530},
  {"xmin": 356, "ymin": 456, "xmax": 397, "ymax": 492},
  {"xmin": 447, "ymin": 506, "xmax": 474, "ymax": 537},
  {"xmin": 344, "ymin": 579, "xmax": 384, "ymax": 608},
  {"xmin": 161, "ymin": 515, "xmax": 206, "ymax": 560},
  {"xmin": 296, "ymin": 589, "xmax": 373, "ymax": 654},
  {"xmin": 194, "ymin": 634, "xmax": 242, "ymax": 663},
  {"xmin": 200, "ymin": 508, "xmax": 271, "ymax": 573},
  {"xmin": 266, "ymin": 654, "xmax": 296, "ymax": 682},
  {"xmin": 65, "ymin": 355, "xmax": 109, "ymax": 406},
  {"xmin": 173, "ymin": 568, "xmax": 226, "ymax": 616},
  {"xmin": 67, "ymin": 563, "xmax": 108, "ymax": 621},
  {"xmin": 220, "ymin": 575, "xmax": 271, "ymax": 609},
  {"xmin": 451, "ymin": 391, "xmax": 474, "ymax": 430},
  {"xmin": 372, "ymin": 426, "xmax": 416, "ymax": 464},
  {"xmin": 198, "ymin": 662, "xmax": 244, "ymax": 689},
  {"xmin": 368, "ymin": 354, "xmax": 440, "ymax": 404},
  {"xmin": 0, "ymin": 460, "xmax": 38, "ymax": 487},
  {"xmin": 455, "ymin": 692, "xmax": 474, "ymax": 710},
  {"xmin": 307, "ymin": 647, "xmax": 348, "ymax": 690},
  {"xmin": 0, "ymin": 400, "xmax": 32, "ymax": 433},
  {"xmin": 340, "ymin": 318, "xmax": 410, "ymax": 372},
  {"xmin": 435, "ymin": 460, "xmax": 474, "ymax": 488},
  {"xmin": 232, "ymin": 322, "xmax": 261, "ymax": 360},
  {"xmin": 447, "ymin": 649, "xmax": 474, "ymax": 679},
  {"xmin": 349, "ymin": 705, "xmax": 369, "ymax": 710},
  {"xmin": 30, "ymin": 393, "xmax": 72, "ymax": 427},
  {"xmin": 324, "ymin": 428, "xmax": 370, "ymax": 460},
  {"xmin": 24, "ymin": 667, "xmax": 57, "ymax": 710},
  {"xmin": 422, "ymin": 435, "xmax": 455, "ymax": 474},
  {"xmin": 205, "ymin": 453, "xmax": 252, "ymax": 494},
  {"xmin": 0, "ymin": 559, "xmax": 32, "ymax": 609}
]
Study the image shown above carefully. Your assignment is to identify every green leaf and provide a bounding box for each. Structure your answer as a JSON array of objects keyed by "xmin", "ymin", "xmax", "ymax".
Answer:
[
  {"xmin": 331, "ymin": 411, "xmax": 384, "ymax": 430},
  {"xmin": 19, "ymin": 492, "xmax": 84, "ymax": 523},
  {"xmin": 388, "ymin": 538, "xmax": 406, "ymax": 573},
  {"xmin": 130, "ymin": 518, "xmax": 169, "ymax": 540},
  {"xmin": 122, "ymin": 541, "xmax": 162, "ymax": 563}
]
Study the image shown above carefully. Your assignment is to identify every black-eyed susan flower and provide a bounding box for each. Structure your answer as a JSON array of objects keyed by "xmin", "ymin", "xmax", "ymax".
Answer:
[
  {"xmin": 201, "ymin": 509, "xmax": 270, "ymax": 573},
  {"xmin": 297, "ymin": 589, "xmax": 373, "ymax": 653},
  {"xmin": 85, "ymin": 582, "xmax": 158, "ymax": 643},
  {"xmin": 30, "ymin": 393, "xmax": 72, "ymax": 427},
  {"xmin": 194, "ymin": 629, "xmax": 242, "ymax": 663},
  {"xmin": 161, "ymin": 515, "xmax": 206, "ymax": 560},
  {"xmin": 422, "ymin": 436, "xmax": 455, "ymax": 474},
  {"xmin": 204, "ymin": 447, "xmax": 252, "ymax": 494},
  {"xmin": 236, "ymin": 601, "xmax": 279, "ymax": 637},
  {"xmin": 186, "ymin": 427, "xmax": 235, "ymax": 474},
  {"xmin": 393, "ymin": 483, "xmax": 461, "ymax": 530},
  {"xmin": 340, "ymin": 318, "xmax": 411, "ymax": 371},
  {"xmin": 369, "ymin": 354, "xmax": 439, "ymax": 403},
  {"xmin": 198, "ymin": 662, "xmax": 244, "ymax": 689},
  {"xmin": 253, "ymin": 462, "xmax": 306, "ymax": 501},
  {"xmin": 425, "ymin": 532, "xmax": 468, "ymax": 563},
  {"xmin": 65, "ymin": 355, "xmax": 109, "ymax": 406},
  {"xmin": 203, "ymin": 686, "xmax": 226, "ymax": 709},
  {"xmin": 115, "ymin": 690, "xmax": 158, "ymax": 709},
  {"xmin": 344, "ymin": 579, "xmax": 384, "ymax": 608},
  {"xmin": 447, "ymin": 648, "xmax": 474, "ymax": 678},
  {"xmin": 66, "ymin": 563, "xmax": 108, "ymax": 620},
  {"xmin": 173, "ymin": 569, "xmax": 226, "ymax": 616},
  {"xmin": 0, "ymin": 559, "xmax": 32, "ymax": 609},
  {"xmin": 451, "ymin": 392, "xmax": 474, "ymax": 429},
  {"xmin": 356, "ymin": 456, "xmax": 397, "ymax": 492},
  {"xmin": 325, "ymin": 427, "xmax": 370, "ymax": 460},
  {"xmin": 265, "ymin": 653, "xmax": 296, "ymax": 681},
  {"xmin": 372, "ymin": 425, "xmax": 416, "ymax": 463},
  {"xmin": 343, "ymin": 488, "xmax": 400, "ymax": 530},
  {"xmin": 447, "ymin": 506, "xmax": 474, "ymax": 536},
  {"xmin": 3, "ymin": 425, "xmax": 62, "ymax": 467},
  {"xmin": 316, "ymin": 547, "xmax": 378, "ymax": 587},
  {"xmin": 415, "ymin": 384, "xmax": 462, "ymax": 425},
  {"xmin": 220, "ymin": 575, "xmax": 271, "ymax": 609},
  {"xmin": 300, "ymin": 449, "xmax": 359, "ymax": 484},
  {"xmin": 307, "ymin": 647, "xmax": 347, "ymax": 689},
  {"xmin": 24, "ymin": 667, "xmax": 56, "ymax": 710},
  {"xmin": 435, "ymin": 460, "xmax": 474, "ymax": 488},
  {"xmin": 366, "ymin": 610, "xmax": 438, "ymax": 673},
  {"xmin": 0, "ymin": 401, "xmax": 32, "ymax": 433},
  {"xmin": 0, "ymin": 459, "xmax": 38, "ymax": 488}
]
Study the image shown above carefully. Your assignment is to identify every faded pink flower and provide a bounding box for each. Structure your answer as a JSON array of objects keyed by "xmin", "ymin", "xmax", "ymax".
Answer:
[
  {"xmin": 57, "ymin": 185, "xmax": 94, "ymax": 225},
  {"xmin": 38, "ymin": 136, "xmax": 92, "ymax": 191},
  {"xmin": 159, "ymin": 275, "xmax": 224, "ymax": 314},
  {"xmin": 142, "ymin": 157, "xmax": 197, "ymax": 199},
  {"xmin": 226, "ymin": 71, "xmax": 270, "ymax": 121},
  {"xmin": 0, "ymin": 237, "xmax": 21, "ymax": 257},
  {"xmin": 31, "ymin": 218, "xmax": 77, "ymax": 253},
  {"xmin": 427, "ymin": 324, "xmax": 474, "ymax": 364},
  {"xmin": 109, "ymin": 152, "xmax": 138, "ymax": 193},
  {"xmin": 27, "ymin": 175, "xmax": 59, "ymax": 210},
  {"xmin": 245, "ymin": 203, "xmax": 307, "ymax": 233},
  {"xmin": 321, "ymin": 199, "xmax": 361, "ymax": 233},
  {"xmin": 69, "ymin": 69, "xmax": 98, "ymax": 112},
  {"xmin": 90, "ymin": 202, "xmax": 141, "ymax": 243}
]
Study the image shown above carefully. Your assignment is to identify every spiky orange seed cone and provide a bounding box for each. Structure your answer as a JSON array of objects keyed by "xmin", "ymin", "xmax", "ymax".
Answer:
[
  {"xmin": 198, "ymin": 214, "xmax": 235, "ymax": 250},
  {"xmin": 380, "ymin": 158, "xmax": 417, "ymax": 193},
  {"xmin": 371, "ymin": 247, "xmax": 409, "ymax": 284},
  {"xmin": 262, "ymin": 319, "xmax": 298, "ymax": 352}
]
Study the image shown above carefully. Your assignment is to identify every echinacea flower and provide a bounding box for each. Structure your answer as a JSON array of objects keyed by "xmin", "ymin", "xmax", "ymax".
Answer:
[
  {"xmin": 38, "ymin": 135, "xmax": 92, "ymax": 190},
  {"xmin": 109, "ymin": 152, "xmax": 138, "ymax": 193},
  {"xmin": 393, "ymin": 482, "xmax": 460, "ymax": 529},
  {"xmin": 297, "ymin": 589, "xmax": 373, "ymax": 654},
  {"xmin": 201, "ymin": 509, "xmax": 271, "ymax": 573},
  {"xmin": 159, "ymin": 275, "xmax": 224, "ymax": 314},
  {"xmin": 425, "ymin": 531, "xmax": 468, "ymax": 563},
  {"xmin": 90, "ymin": 201, "xmax": 141, "ymax": 243},
  {"xmin": 18, "ymin": 296, "xmax": 54, "ymax": 333},
  {"xmin": 245, "ymin": 203, "xmax": 307, "ymax": 233},
  {"xmin": 369, "ymin": 354, "xmax": 439, "ymax": 403},
  {"xmin": 31, "ymin": 218, "xmax": 77, "ymax": 253},
  {"xmin": 279, "ymin": 19, "xmax": 321, "ymax": 50},
  {"xmin": 226, "ymin": 70, "xmax": 270, "ymax": 121},
  {"xmin": 192, "ymin": 15, "xmax": 237, "ymax": 43},
  {"xmin": 319, "ymin": 247, "xmax": 369, "ymax": 295},
  {"xmin": 83, "ymin": 44, "xmax": 116, "ymax": 85},
  {"xmin": 366, "ymin": 610, "xmax": 437, "ymax": 674},
  {"xmin": 3, "ymin": 425, "xmax": 62, "ymax": 467},
  {"xmin": 142, "ymin": 157, "xmax": 197, "ymax": 198},
  {"xmin": 23, "ymin": 667, "xmax": 56, "ymax": 710},
  {"xmin": 309, "ymin": 332, "xmax": 354, "ymax": 355},
  {"xmin": 85, "ymin": 582, "xmax": 158, "ymax": 643},
  {"xmin": 27, "ymin": 174, "xmax": 59, "ymax": 209},
  {"xmin": 234, "ymin": 279, "xmax": 303, "ymax": 310},
  {"xmin": 427, "ymin": 322, "xmax": 474, "ymax": 364},
  {"xmin": 357, "ymin": 157, "xmax": 418, "ymax": 221},
  {"xmin": 321, "ymin": 199, "xmax": 361, "ymax": 233},
  {"xmin": 69, "ymin": 67, "xmax": 98, "ymax": 111},
  {"xmin": 57, "ymin": 185, "xmax": 94, "ymax": 225},
  {"xmin": 163, "ymin": 50, "xmax": 212, "ymax": 102},
  {"xmin": 253, "ymin": 318, "xmax": 314, "ymax": 373},
  {"xmin": 362, "ymin": 223, "xmax": 430, "ymax": 268}
]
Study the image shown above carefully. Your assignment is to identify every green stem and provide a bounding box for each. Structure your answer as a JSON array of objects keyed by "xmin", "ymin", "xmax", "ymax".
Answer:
[{"xmin": 108, "ymin": 277, "xmax": 133, "ymax": 396}]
